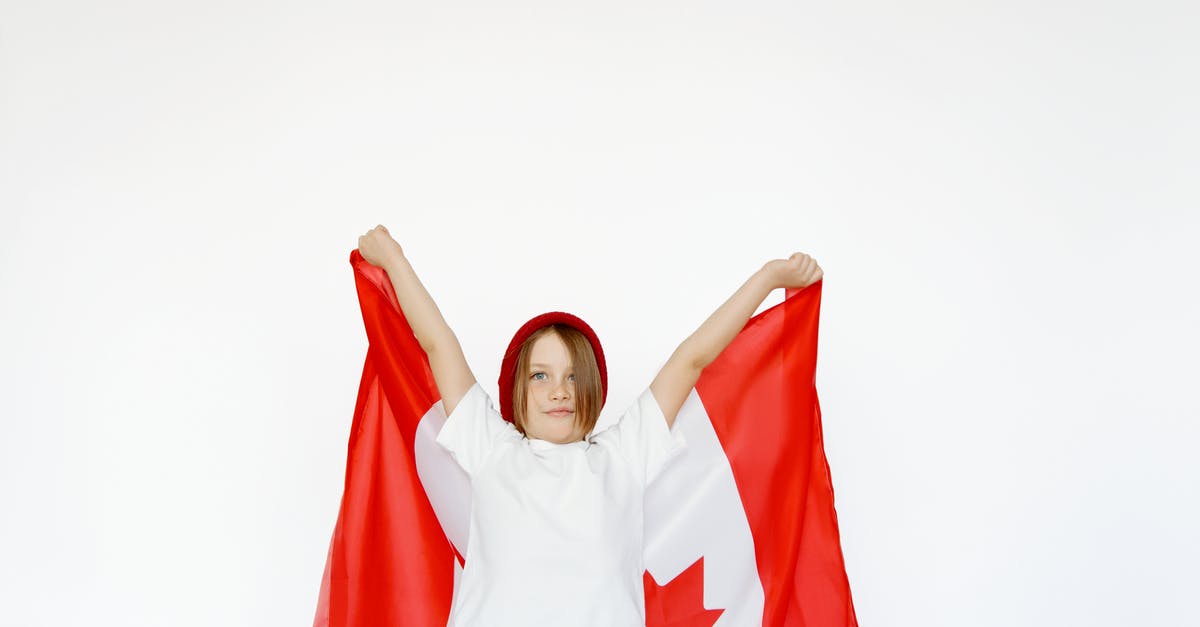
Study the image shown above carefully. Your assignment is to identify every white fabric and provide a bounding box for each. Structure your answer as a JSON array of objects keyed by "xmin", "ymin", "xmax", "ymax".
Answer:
[{"xmin": 435, "ymin": 382, "xmax": 687, "ymax": 627}]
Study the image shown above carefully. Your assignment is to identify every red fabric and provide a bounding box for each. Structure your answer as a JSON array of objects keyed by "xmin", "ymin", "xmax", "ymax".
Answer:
[
  {"xmin": 692, "ymin": 285, "xmax": 858, "ymax": 626},
  {"xmin": 313, "ymin": 250, "xmax": 454, "ymax": 627},
  {"xmin": 644, "ymin": 558, "xmax": 725, "ymax": 627},
  {"xmin": 314, "ymin": 251, "xmax": 857, "ymax": 626}
]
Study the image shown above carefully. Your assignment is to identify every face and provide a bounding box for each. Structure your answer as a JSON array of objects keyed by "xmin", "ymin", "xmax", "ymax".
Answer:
[{"xmin": 522, "ymin": 332, "xmax": 582, "ymax": 443}]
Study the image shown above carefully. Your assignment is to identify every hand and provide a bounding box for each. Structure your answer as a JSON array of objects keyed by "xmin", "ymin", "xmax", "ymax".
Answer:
[
  {"xmin": 357, "ymin": 225, "xmax": 405, "ymax": 269},
  {"xmin": 765, "ymin": 253, "xmax": 823, "ymax": 290}
]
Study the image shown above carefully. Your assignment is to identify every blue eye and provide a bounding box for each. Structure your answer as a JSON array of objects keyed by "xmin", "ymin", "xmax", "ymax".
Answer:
[
  {"xmin": 568, "ymin": 374, "xmax": 575, "ymax": 381},
  {"xmin": 531, "ymin": 372, "xmax": 546, "ymax": 381}
]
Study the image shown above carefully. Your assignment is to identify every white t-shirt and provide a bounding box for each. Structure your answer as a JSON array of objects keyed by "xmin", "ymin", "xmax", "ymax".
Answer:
[{"xmin": 435, "ymin": 382, "xmax": 687, "ymax": 627}]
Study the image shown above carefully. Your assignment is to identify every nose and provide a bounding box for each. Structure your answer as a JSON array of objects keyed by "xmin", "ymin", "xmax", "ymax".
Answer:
[{"xmin": 551, "ymin": 379, "xmax": 571, "ymax": 400}]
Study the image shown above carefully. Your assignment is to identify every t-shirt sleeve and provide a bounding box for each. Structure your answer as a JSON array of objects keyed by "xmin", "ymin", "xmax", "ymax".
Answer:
[
  {"xmin": 435, "ymin": 382, "xmax": 521, "ymax": 476},
  {"xmin": 598, "ymin": 387, "xmax": 688, "ymax": 486}
]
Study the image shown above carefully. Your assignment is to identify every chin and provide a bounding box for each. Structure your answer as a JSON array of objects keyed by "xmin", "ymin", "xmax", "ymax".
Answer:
[
  {"xmin": 537, "ymin": 427, "xmax": 577, "ymax": 444},
  {"xmin": 532, "ymin": 418, "xmax": 577, "ymax": 443}
]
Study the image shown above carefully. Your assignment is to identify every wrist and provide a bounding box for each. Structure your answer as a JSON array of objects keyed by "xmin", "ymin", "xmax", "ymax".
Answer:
[
  {"xmin": 757, "ymin": 261, "xmax": 784, "ymax": 290},
  {"xmin": 382, "ymin": 253, "xmax": 411, "ymax": 276}
]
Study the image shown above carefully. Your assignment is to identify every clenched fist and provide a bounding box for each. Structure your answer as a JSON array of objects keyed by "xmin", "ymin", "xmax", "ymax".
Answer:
[
  {"xmin": 765, "ymin": 253, "xmax": 823, "ymax": 290},
  {"xmin": 357, "ymin": 225, "xmax": 405, "ymax": 269}
]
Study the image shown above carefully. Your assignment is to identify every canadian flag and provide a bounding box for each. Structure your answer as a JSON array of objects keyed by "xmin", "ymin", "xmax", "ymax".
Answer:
[{"xmin": 313, "ymin": 251, "xmax": 857, "ymax": 627}]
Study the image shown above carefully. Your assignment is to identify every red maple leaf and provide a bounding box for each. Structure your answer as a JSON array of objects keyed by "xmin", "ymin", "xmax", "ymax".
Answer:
[{"xmin": 643, "ymin": 557, "xmax": 725, "ymax": 627}]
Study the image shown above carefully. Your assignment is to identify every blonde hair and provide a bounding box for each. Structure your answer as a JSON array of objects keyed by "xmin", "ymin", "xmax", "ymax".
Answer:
[{"xmin": 510, "ymin": 325, "xmax": 603, "ymax": 438}]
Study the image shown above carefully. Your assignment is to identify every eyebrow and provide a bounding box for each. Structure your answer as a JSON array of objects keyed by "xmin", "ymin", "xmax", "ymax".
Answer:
[{"xmin": 530, "ymin": 363, "xmax": 573, "ymax": 369}]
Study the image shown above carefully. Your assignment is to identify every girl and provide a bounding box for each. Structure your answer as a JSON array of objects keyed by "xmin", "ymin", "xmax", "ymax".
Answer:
[{"xmin": 356, "ymin": 224, "xmax": 823, "ymax": 627}]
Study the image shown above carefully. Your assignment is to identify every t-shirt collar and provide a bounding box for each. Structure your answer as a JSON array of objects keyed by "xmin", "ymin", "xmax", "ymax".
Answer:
[{"xmin": 527, "ymin": 437, "xmax": 590, "ymax": 451}]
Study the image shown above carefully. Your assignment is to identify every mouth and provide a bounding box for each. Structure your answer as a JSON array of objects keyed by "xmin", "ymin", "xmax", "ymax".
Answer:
[{"xmin": 546, "ymin": 409, "xmax": 574, "ymax": 418}]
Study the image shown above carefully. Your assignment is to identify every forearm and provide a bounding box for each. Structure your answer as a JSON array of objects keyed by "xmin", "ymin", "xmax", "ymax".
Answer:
[
  {"xmin": 381, "ymin": 255, "xmax": 459, "ymax": 355},
  {"xmin": 651, "ymin": 253, "xmax": 818, "ymax": 427},
  {"xmin": 675, "ymin": 265, "xmax": 776, "ymax": 370}
]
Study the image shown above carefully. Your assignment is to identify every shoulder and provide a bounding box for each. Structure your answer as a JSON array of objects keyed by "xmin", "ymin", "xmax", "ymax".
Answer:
[
  {"xmin": 436, "ymin": 382, "xmax": 523, "ymax": 468},
  {"xmin": 587, "ymin": 388, "xmax": 665, "ymax": 442}
]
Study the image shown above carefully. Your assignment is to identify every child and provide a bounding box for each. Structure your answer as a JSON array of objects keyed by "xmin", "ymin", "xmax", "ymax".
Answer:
[{"xmin": 356, "ymin": 224, "xmax": 823, "ymax": 627}]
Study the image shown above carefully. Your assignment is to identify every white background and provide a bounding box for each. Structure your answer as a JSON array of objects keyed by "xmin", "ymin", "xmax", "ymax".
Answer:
[{"xmin": 2, "ymin": 1, "xmax": 1197, "ymax": 625}]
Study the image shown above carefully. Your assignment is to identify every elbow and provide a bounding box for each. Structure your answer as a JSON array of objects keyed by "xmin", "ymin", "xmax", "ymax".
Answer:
[
  {"xmin": 415, "ymin": 333, "xmax": 438, "ymax": 356},
  {"xmin": 676, "ymin": 339, "xmax": 712, "ymax": 373},
  {"xmin": 418, "ymin": 328, "xmax": 457, "ymax": 359}
]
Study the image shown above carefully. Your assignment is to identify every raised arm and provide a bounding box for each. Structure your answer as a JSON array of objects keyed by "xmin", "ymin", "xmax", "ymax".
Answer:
[
  {"xmin": 358, "ymin": 225, "xmax": 477, "ymax": 415},
  {"xmin": 650, "ymin": 252, "xmax": 823, "ymax": 428}
]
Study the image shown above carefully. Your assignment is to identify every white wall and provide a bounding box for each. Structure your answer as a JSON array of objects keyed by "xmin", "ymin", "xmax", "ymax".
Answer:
[{"xmin": 2, "ymin": 1, "xmax": 1196, "ymax": 625}]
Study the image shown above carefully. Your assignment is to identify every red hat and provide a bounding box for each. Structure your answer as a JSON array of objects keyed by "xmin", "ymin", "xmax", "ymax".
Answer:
[{"xmin": 497, "ymin": 311, "xmax": 608, "ymax": 424}]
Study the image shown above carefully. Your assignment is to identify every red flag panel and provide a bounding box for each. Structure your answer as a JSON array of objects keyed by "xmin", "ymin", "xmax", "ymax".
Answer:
[
  {"xmin": 313, "ymin": 251, "xmax": 454, "ymax": 627},
  {"xmin": 694, "ymin": 283, "xmax": 857, "ymax": 626}
]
